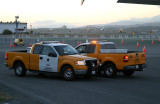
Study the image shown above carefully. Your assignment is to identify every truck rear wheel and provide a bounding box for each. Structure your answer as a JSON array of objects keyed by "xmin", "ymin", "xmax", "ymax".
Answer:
[
  {"xmin": 14, "ymin": 63, "xmax": 26, "ymax": 77},
  {"xmin": 122, "ymin": 70, "xmax": 134, "ymax": 76},
  {"xmin": 62, "ymin": 66, "xmax": 75, "ymax": 81},
  {"xmin": 103, "ymin": 64, "xmax": 117, "ymax": 78}
]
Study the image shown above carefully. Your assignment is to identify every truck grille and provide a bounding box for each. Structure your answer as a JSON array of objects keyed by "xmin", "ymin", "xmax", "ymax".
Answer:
[{"xmin": 85, "ymin": 59, "xmax": 97, "ymax": 69}]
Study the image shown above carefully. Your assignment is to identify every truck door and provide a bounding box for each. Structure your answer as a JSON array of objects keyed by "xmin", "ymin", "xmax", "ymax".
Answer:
[
  {"xmin": 30, "ymin": 45, "xmax": 44, "ymax": 71},
  {"xmin": 39, "ymin": 46, "xmax": 58, "ymax": 72}
]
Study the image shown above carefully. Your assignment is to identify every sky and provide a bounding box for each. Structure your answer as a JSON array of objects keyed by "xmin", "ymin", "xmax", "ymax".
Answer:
[{"xmin": 0, "ymin": 0, "xmax": 160, "ymax": 28}]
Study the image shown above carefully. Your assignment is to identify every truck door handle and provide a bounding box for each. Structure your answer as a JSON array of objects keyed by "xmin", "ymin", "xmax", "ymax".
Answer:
[
  {"xmin": 47, "ymin": 58, "xmax": 49, "ymax": 61},
  {"xmin": 40, "ymin": 57, "xmax": 43, "ymax": 60}
]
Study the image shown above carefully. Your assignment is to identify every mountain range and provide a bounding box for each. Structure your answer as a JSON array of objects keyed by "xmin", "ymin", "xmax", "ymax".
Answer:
[
  {"xmin": 81, "ymin": 15, "xmax": 160, "ymax": 28},
  {"xmin": 108, "ymin": 15, "xmax": 160, "ymax": 25}
]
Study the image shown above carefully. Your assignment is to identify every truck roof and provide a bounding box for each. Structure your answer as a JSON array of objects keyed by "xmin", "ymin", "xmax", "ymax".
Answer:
[
  {"xmin": 37, "ymin": 43, "xmax": 68, "ymax": 46},
  {"xmin": 35, "ymin": 41, "xmax": 69, "ymax": 46},
  {"xmin": 45, "ymin": 43, "xmax": 68, "ymax": 46},
  {"xmin": 80, "ymin": 42, "xmax": 114, "ymax": 45}
]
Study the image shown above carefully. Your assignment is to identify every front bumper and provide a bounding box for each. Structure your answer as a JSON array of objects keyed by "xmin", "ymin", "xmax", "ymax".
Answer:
[
  {"xmin": 74, "ymin": 69, "xmax": 96, "ymax": 75},
  {"xmin": 74, "ymin": 69, "xmax": 88, "ymax": 75},
  {"xmin": 124, "ymin": 64, "xmax": 147, "ymax": 71}
]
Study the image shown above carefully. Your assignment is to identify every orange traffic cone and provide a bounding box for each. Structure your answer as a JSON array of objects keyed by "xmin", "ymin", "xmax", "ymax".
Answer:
[
  {"xmin": 29, "ymin": 43, "xmax": 32, "ymax": 47},
  {"xmin": 62, "ymin": 41, "xmax": 64, "ymax": 44},
  {"xmin": 78, "ymin": 42, "xmax": 80, "ymax": 45},
  {"xmin": 10, "ymin": 42, "xmax": 13, "ymax": 47},
  {"xmin": 137, "ymin": 41, "xmax": 139, "ymax": 47},
  {"xmin": 152, "ymin": 40, "xmax": 154, "ymax": 44},
  {"xmin": 143, "ymin": 45, "xmax": 146, "ymax": 53},
  {"xmin": 121, "ymin": 38, "xmax": 124, "ymax": 45},
  {"xmin": 121, "ymin": 41, "xmax": 124, "ymax": 45},
  {"xmin": 14, "ymin": 44, "xmax": 16, "ymax": 47},
  {"xmin": 142, "ymin": 38, "xmax": 144, "ymax": 42},
  {"xmin": 159, "ymin": 39, "xmax": 160, "ymax": 42}
]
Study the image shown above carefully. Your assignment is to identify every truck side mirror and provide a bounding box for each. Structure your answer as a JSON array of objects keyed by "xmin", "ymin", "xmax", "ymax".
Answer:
[{"xmin": 48, "ymin": 53, "xmax": 57, "ymax": 57}]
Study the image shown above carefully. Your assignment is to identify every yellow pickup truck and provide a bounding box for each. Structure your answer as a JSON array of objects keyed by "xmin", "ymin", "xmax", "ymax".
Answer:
[
  {"xmin": 5, "ymin": 41, "xmax": 97, "ymax": 80},
  {"xmin": 75, "ymin": 41, "xmax": 146, "ymax": 78}
]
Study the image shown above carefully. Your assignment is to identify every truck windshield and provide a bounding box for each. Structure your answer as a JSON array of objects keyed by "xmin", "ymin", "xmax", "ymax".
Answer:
[
  {"xmin": 54, "ymin": 45, "xmax": 78, "ymax": 55},
  {"xmin": 101, "ymin": 44, "xmax": 117, "ymax": 49}
]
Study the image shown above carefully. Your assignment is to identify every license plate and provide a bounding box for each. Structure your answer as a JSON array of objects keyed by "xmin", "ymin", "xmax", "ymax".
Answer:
[
  {"xmin": 92, "ymin": 71, "xmax": 96, "ymax": 75},
  {"xmin": 136, "ymin": 65, "xmax": 139, "ymax": 69}
]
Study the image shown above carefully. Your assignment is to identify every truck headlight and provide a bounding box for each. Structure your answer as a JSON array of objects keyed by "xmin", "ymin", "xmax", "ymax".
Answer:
[{"xmin": 76, "ymin": 61, "xmax": 86, "ymax": 65}]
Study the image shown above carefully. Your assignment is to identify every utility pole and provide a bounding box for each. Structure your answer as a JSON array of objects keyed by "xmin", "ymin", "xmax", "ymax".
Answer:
[{"xmin": 15, "ymin": 16, "xmax": 19, "ymax": 34}]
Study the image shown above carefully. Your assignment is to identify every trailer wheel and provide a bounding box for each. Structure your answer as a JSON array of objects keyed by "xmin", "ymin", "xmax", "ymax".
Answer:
[
  {"xmin": 14, "ymin": 63, "xmax": 26, "ymax": 77},
  {"xmin": 62, "ymin": 66, "xmax": 75, "ymax": 81},
  {"xmin": 122, "ymin": 70, "xmax": 134, "ymax": 76},
  {"xmin": 103, "ymin": 64, "xmax": 117, "ymax": 78}
]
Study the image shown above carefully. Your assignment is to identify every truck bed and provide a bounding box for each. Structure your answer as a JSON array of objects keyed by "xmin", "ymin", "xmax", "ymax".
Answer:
[
  {"xmin": 9, "ymin": 50, "xmax": 27, "ymax": 53},
  {"xmin": 6, "ymin": 50, "xmax": 30, "ymax": 69},
  {"xmin": 100, "ymin": 49, "xmax": 143, "ymax": 54}
]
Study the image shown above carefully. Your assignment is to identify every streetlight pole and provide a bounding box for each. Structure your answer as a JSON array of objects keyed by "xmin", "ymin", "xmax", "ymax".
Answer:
[
  {"xmin": 15, "ymin": 16, "xmax": 19, "ymax": 34},
  {"xmin": 30, "ymin": 25, "xmax": 33, "ymax": 34}
]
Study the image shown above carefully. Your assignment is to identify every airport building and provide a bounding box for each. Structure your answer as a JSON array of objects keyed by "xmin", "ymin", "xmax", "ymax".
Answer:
[{"xmin": 0, "ymin": 21, "xmax": 27, "ymax": 34}]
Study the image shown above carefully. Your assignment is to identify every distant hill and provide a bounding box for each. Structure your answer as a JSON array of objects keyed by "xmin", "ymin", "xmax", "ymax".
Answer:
[
  {"xmin": 80, "ymin": 15, "xmax": 160, "ymax": 29},
  {"xmin": 108, "ymin": 15, "xmax": 160, "ymax": 26}
]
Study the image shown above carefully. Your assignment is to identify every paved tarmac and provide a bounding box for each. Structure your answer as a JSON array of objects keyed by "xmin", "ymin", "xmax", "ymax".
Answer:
[{"xmin": 0, "ymin": 40, "xmax": 160, "ymax": 104}]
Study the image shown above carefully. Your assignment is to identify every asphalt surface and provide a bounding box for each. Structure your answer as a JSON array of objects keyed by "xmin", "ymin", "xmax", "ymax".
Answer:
[{"xmin": 0, "ymin": 40, "xmax": 160, "ymax": 104}]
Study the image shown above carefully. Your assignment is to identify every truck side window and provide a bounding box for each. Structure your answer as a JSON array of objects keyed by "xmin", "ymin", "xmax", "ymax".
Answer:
[
  {"xmin": 101, "ymin": 44, "xmax": 117, "ymax": 49},
  {"xmin": 76, "ymin": 45, "xmax": 87, "ymax": 53},
  {"xmin": 41, "ymin": 46, "xmax": 56, "ymax": 55},
  {"xmin": 86, "ymin": 45, "xmax": 96, "ymax": 53},
  {"xmin": 33, "ymin": 45, "xmax": 43, "ymax": 54}
]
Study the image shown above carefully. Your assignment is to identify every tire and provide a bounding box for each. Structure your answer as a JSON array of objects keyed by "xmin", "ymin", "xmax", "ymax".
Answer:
[
  {"xmin": 103, "ymin": 64, "xmax": 117, "ymax": 78},
  {"xmin": 62, "ymin": 66, "xmax": 75, "ymax": 81},
  {"xmin": 14, "ymin": 63, "xmax": 26, "ymax": 77},
  {"xmin": 122, "ymin": 70, "xmax": 134, "ymax": 76}
]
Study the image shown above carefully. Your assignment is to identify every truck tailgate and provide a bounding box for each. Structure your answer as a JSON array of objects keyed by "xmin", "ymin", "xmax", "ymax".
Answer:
[{"xmin": 126, "ymin": 51, "xmax": 146, "ymax": 65}]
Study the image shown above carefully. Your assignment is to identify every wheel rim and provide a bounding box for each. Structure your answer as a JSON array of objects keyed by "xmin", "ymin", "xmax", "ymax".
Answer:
[
  {"xmin": 105, "ymin": 67, "xmax": 113, "ymax": 76},
  {"xmin": 64, "ymin": 70, "xmax": 72, "ymax": 78},
  {"xmin": 16, "ymin": 66, "xmax": 23, "ymax": 75}
]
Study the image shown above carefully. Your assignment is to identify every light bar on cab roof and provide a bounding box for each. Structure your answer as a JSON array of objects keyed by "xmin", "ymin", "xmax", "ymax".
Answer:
[
  {"xmin": 91, "ymin": 40, "xmax": 98, "ymax": 44},
  {"xmin": 41, "ymin": 41, "xmax": 59, "ymax": 44}
]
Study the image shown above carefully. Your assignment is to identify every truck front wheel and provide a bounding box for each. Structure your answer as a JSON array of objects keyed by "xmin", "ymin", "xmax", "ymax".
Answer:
[
  {"xmin": 62, "ymin": 66, "xmax": 75, "ymax": 81},
  {"xmin": 103, "ymin": 64, "xmax": 117, "ymax": 78},
  {"xmin": 122, "ymin": 70, "xmax": 134, "ymax": 76},
  {"xmin": 14, "ymin": 63, "xmax": 26, "ymax": 77}
]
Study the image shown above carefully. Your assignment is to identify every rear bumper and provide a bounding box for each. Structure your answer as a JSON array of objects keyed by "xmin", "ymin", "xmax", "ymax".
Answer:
[
  {"xmin": 4, "ymin": 63, "xmax": 8, "ymax": 67},
  {"xmin": 124, "ymin": 64, "xmax": 147, "ymax": 71},
  {"xmin": 4, "ymin": 63, "xmax": 12, "ymax": 70}
]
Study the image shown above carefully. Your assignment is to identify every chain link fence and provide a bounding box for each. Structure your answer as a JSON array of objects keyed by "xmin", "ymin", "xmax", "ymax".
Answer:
[{"xmin": 0, "ymin": 34, "xmax": 160, "ymax": 47}]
